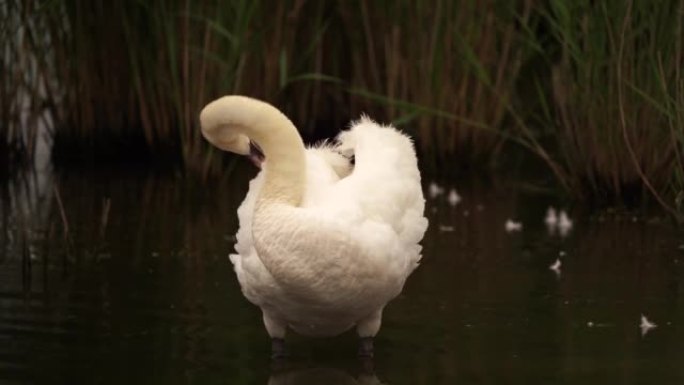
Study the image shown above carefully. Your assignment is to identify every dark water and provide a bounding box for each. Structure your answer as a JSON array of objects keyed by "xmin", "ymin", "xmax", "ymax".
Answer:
[{"xmin": 1, "ymin": 165, "xmax": 683, "ymax": 384}]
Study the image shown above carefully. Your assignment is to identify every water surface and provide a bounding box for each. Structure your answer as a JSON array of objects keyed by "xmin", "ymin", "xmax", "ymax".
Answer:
[{"xmin": 1, "ymin": 166, "xmax": 683, "ymax": 384}]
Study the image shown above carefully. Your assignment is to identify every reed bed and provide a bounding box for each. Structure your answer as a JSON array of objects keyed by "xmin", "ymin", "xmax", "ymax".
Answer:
[
  {"xmin": 528, "ymin": 0, "xmax": 684, "ymax": 214},
  {"xmin": 338, "ymin": 0, "xmax": 536, "ymax": 169},
  {"xmin": 3, "ymin": 0, "xmax": 336, "ymax": 176},
  {"xmin": 1, "ymin": 0, "xmax": 683, "ymax": 214},
  {"xmin": 0, "ymin": 1, "xmax": 54, "ymax": 177}
]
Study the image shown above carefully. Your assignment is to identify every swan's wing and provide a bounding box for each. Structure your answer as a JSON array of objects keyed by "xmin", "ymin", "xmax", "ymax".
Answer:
[
  {"xmin": 322, "ymin": 117, "xmax": 428, "ymax": 271},
  {"xmin": 307, "ymin": 142, "xmax": 353, "ymax": 178},
  {"xmin": 301, "ymin": 150, "xmax": 349, "ymax": 204},
  {"xmin": 231, "ymin": 150, "xmax": 347, "ymax": 306},
  {"xmin": 234, "ymin": 171, "xmax": 263, "ymax": 258},
  {"xmin": 234, "ymin": 150, "xmax": 342, "ymax": 257},
  {"xmin": 232, "ymin": 171, "xmax": 279, "ymax": 306}
]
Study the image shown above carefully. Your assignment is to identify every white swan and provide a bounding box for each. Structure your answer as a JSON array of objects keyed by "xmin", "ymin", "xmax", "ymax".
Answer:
[{"xmin": 199, "ymin": 96, "xmax": 428, "ymax": 357}]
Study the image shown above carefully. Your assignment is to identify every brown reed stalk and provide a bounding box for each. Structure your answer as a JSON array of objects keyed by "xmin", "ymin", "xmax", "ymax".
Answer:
[
  {"xmin": 617, "ymin": 0, "xmax": 681, "ymax": 219},
  {"xmin": 52, "ymin": 184, "xmax": 73, "ymax": 258},
  {"xmin": 98, "ymin": 197, "xmax": 111, "ymax": 240},
  {"xmin": 339, "ymin": 0, "xmax": 535, "ymax": 169},
  {"xmin": 533, "ymin": 0, "xmax": 683, "ymax": 209}
]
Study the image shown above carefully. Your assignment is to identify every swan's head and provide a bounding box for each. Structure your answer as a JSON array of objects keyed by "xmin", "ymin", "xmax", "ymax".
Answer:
[
  {"xmin": 248, "ymin": 141, "xmax": 265, "ymax": 168},
  {"xmin": 200, "ymin": 122, "xmax": 250, "ymax": 153},
  {"xmin": 199, "ymin": 109, "xmax": 265, "ymax": 167},
  {"xmin": 199, "ymin": 129, "xmax": 265, "ymax": 167}
]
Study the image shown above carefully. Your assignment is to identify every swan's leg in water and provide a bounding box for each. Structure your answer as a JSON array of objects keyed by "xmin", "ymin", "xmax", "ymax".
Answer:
[
  {"xmin": 356, "ymin": 308, "xmax": 383, "ymax": 357},
  {"xmin": 263, "ymin": 311, "xmax": 287, "ymax": 359}
]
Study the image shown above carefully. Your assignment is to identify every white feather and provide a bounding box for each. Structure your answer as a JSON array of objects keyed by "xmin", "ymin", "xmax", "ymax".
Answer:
[
  {"xmin": 545, "ymin": 206, "xmax": 558, "ymax": 227},
  {"xmin": 447, "ymin": 189, "xmax": 461, "ymax": 206},
  {"xmin": 232, "ymin": 117, "xmax": 427, "ymax": 337},
  {"xmin": 428, "ymin": 182, "xmax": 444, "ymax": 198},
  {"xmin": 549, "ymin": 258, "xmax": 562, "ymax": 276},
  {"xmin": 640, "ymin": 314, "xmax": 657, "ymax": 336},
  {"xmin": 558, "ymin": 210, "xmax": 573, "ymax": 237},
  {"xmin": 505, "ymin": 219, "xmax": 523, "ymax": 232}
]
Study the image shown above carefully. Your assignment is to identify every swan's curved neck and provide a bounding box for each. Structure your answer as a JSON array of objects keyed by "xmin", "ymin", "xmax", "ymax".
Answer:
[
  {"xmin": 200, "ymin": 96, "xmax": 306, "ymax": 206},
  {"xmin": 257, "ymin": 124, "xmax": 306, "ymax": 206}
]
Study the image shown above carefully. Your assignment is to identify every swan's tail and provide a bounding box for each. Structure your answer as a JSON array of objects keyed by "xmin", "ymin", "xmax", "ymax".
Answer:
[
  {"xmin": 336, "ymin": 116, "xmax": 421, "ymax": 190},
  {"xmin": 333, "ymin": 117, "xmax": 427, "ymax": 269}
]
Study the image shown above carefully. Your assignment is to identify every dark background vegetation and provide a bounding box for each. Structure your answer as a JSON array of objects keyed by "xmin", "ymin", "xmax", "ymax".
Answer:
[{"xmin": 1, "ymin": 0, "xmax": 683, "ymax": 216}]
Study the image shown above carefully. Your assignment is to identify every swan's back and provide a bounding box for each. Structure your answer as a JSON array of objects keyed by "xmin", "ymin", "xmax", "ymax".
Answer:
[
  {"xmin": 231, "ymin": 117, "xmax": 427, "ymax": 335},
  {"xmin": 234, "ymin": 150, "xmax": 344, "ymax": 258},
  {"xmin": 322, "ymin": 118, "xmax": 427, "ymax": 273}
]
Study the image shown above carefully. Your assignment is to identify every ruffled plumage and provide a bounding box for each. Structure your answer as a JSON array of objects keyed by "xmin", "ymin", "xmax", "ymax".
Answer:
[{"xmin": 231, "ymin": 117, "xmax": 427, "ymax": 336}]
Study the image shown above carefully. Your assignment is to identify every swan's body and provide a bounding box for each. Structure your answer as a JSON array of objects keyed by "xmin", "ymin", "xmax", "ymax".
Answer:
[{"xmin": 200, "ymin": 96, "xmax": 427, "ymax": 353}]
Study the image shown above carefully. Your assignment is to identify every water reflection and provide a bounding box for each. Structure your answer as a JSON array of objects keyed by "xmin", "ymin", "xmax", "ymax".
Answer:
[
  {"xmin": 1, "ymin": 168, "xmax": 683, "ymax": 384},
  {"xmin": 269, "ymin": 365, "xmax": 381, "ymax": 385}
]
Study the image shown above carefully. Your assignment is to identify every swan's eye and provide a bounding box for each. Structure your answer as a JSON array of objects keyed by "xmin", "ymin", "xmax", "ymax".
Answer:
[
  {"xmin": 247, "ymin": 141, "xmax": 265, "ymax": 168},
  {"xmin": 249, "ymin": 141, "xmax": 265, "ymax": 161}
]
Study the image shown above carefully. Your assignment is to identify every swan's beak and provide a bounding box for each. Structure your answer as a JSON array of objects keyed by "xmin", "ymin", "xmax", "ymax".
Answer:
[{"xmin": 248, "ymin": 141, "xmax": 265, "ymax": 168}]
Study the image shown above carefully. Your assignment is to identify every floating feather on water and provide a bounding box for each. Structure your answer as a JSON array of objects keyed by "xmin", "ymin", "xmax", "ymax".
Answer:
[
  {"xmin": 545, "ymin": 207, "xmax": 558, "ymax": 228},
  {"xmin": 640, "ymin": 314, "xmax": 657, "ymax": 336},
  {"xmin": 428, "ymin": 182, "xmax": 444, "ymax": 199},
  {"xmin": 505, "ymin": 219, "xmax": 522, "ymax": 232},
  {"xmin": 447, "ymin": 189, "xmax": 461, "ymax": 206},
  {"xmin": 558, "ymin": 210, "xmax": 573, "ymax": 237}
]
